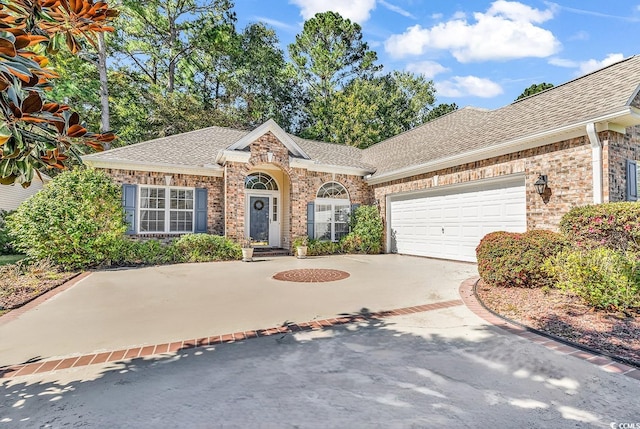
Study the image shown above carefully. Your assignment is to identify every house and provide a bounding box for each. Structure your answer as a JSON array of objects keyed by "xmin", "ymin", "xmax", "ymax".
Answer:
[
  {"xmin": 83, "ymin": 55, "xmax": 640, "ymax": 262},
  {"xmin": 0, "ymin": 174, "xmax": 50, "ymax": 212}
]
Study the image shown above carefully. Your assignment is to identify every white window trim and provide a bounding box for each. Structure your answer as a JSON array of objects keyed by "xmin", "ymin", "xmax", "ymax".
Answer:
[
  {"xmin": 137, "ymin": 185, "xmax": 196, "ymax": 234},
  {"xmin": 314, "ymin": 197, "xmax": 351, "ymax": 242}
]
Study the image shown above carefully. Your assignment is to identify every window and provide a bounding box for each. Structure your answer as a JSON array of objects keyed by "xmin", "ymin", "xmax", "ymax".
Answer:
[
  {"xmin": 245, "ymin": 172, "xmax": 278, "ymax": 190},
  {"xmin": 315, "ymin": 182, "xmax": 350, "ymax": 241},
  {"xmin": 139, "ymin": 186, "xmax": 194, "ymax": 233}
]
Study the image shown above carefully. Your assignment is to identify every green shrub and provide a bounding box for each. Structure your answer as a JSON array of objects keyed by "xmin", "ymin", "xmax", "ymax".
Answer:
[
  {"xmin": 544, "ymin": 248, "xmax": 640, "ymax": 312},
  {"xmin": 342, "ymin": 205, "xmax": 384, "ymax": 254},
  {"xmin": 476, "ymin": 230, "xmax": 568, "ymax": 288},
  {"xmin": 560, "ymin": 202, "xmax": 640, "ymax": 252},
  {"xmin": 307, "ymin": 238, "xmax": 341, "ymax": 256},
  {"xmin": 7, "ymin": 169, "xmax": 126, "ymax": 269},
  {"xmin": 173, "ymin": 234, "xmax": 241, "ymax": 262},
  {"xmin": 0, "ymin": 210, "xmax": 15, "ymax": 255},
  {"xmin": 113, "ymin": 238, "xmax": 178, "ymax": 266}
]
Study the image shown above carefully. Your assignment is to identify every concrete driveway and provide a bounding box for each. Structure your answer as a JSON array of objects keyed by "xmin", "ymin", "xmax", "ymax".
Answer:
[
  {"xmin": 1, "ymin": 255, "xmax": 639, "ymax": 427},
  {"xmin": 0, "ymin": 254, "xmax": 477, "ymax": 367},
  {"xmin": 1, "ymin": 303, "xmax": 639, "ymax": 427}
]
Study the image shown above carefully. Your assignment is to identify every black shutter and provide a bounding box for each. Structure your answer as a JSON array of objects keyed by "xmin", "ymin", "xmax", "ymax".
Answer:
[
  {"xmin": 122, "ymin": 184, "xmax": 137, "ymax": 235},
  {"xmin": 307, "ymin": 202, "xmax": 315, "ymax": 238},
  {"xmin": 627, "ymin": 160, "xmax": 637, "ymax": 201},
  {"xmin": 194, "ymin": 188, "xmax": 208, "ymax": 233}
]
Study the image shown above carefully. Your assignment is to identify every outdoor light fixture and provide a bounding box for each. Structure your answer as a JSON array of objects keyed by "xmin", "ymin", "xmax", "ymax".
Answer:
[{"xmin": 534, "ymin": 175, "xmax": 548, "ymax": 195}]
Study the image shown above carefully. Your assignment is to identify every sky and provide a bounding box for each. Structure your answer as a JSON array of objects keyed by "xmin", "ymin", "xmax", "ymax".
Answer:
[{"xmin": 234, "ymin": 0, "xmax": 640, "ymax": 109}]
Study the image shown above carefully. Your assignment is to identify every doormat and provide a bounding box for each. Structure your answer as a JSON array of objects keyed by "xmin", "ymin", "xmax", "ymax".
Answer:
[{"xmin": 272, "ymin": 268, "xmax": 350, "ymax": 283}]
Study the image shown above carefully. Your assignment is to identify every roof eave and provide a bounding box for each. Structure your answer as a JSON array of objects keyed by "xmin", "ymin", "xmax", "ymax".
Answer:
[
  {"xmin": 289, "ymin": 157, "xmax": 374, "ymax": 176},
  {"xmin": 83, "ymin": 158, "xmax": 224, "ymax": 177},
  {"xmin": 366, "ymin": 107, "xmax": 639, "ymax": 185}
]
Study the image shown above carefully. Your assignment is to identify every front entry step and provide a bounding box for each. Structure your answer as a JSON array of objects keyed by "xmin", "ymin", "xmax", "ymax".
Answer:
[{"xmin": 252, "ymin": 247, "xmax": 291, "ymax": 257}]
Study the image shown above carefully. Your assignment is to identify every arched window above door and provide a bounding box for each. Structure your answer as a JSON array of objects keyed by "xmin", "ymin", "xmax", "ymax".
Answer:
[{"xmin": 245, "ymin": 172, "xmax": 278, "ymax": 190}]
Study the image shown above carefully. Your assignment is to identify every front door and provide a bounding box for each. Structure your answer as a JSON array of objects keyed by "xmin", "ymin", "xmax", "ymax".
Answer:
[{"xmin": 246, "ymin": 193, "xmax": 280, "ymax": 247}]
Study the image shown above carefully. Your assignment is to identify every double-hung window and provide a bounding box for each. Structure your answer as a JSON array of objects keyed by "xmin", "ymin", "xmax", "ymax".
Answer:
[
  {"xmin": 315, "ymin": 182, "xmax": 351, "ymax": 242},
  {"xmin": 139, "ymin": 186, "xmax": 194, "ymax": 233}
]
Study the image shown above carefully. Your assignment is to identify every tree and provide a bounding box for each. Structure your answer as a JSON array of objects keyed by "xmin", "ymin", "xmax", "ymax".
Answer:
[
  {"xmin": 425, "ymin": 103, "xmax": 459, "ymax": 122},
  {"xmin": 325, "ymin": 72, "xmax": 436, "ymax": 148},
  {"xmin": 516, "ymin": 83, "xmax": 554, "ymax": 101},
  {"xmin": 0, "ymin": 0, "xmax": 117, "ymax": 186},
  {"xmin": 114, "ymin": 0, "xmax": 235, "ymax": 94},
  {"xmin": 289, "ymin": 11, "xmax": 381, "ymax": 140}
]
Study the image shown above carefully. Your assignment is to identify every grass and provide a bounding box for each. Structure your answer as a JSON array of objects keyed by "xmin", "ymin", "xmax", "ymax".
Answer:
[{"xmin": 0, "ymin": 254, "xmax": 25, "ymax": 266}]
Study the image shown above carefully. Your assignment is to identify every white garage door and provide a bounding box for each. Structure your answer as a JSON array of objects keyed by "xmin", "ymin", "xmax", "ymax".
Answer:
[{"xmin": 388, "ymin": 177, "xmax": 526, "ymax": 262}]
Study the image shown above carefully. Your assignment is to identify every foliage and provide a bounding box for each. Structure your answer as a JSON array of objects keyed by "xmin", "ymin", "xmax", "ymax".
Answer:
[
  {"xmin": 0, "ymin": 209, "xmax": 15, "ymax": 254},
  {"xmin": 425, "ymin": 103, "xmax": 459, "ymax": 122},
  {"xmin": 289, "ymin": 11, "xmax": 381, "ymax": 141},
  {"xmin": 515, "ymin": 82, "xmax": 554, "ymax": 101},
  {"xmin": 113, "ymin": 238, "xmax": 177, "ymax": 266},
  {"xmin": 7, "ymin": 169, "xmax": 126, "ymax": 269},
  {"xmin": 0, "ymin": 0, "xmax": 117, "ymax": 186},
  {"xmin": 307, "ymin": 238, "xmax": 341, "ymax": 256},
  {"xmin": 544, "ymin": 248, "xmax": 640, "ymax": 312},
  {"xmin": 559, "ymin": 202, "xmax": 640, "ymax": 253},
  {"xmin": 342, "ymin": 205, "xmax": 384, "ymax": 253},
  {"xmin": 292, "ymin": 236, "xmax": 308, "ymax": 248},
  {"xmin": 476, "ymin": 230, "xmax": 568, "ymax": 288},
  {"xmin": 173, "ymin": 233, "xmax": 241, "ymax": 262},
  {"xmin": 326, "ymin": 72, "xmax": 436, "ymax": 148}
]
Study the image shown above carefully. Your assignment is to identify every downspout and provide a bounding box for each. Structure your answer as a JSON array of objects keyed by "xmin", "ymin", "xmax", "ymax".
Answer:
[{"xmin": 586, "ymin": 123, "xmax": 603, "ymax": 204}]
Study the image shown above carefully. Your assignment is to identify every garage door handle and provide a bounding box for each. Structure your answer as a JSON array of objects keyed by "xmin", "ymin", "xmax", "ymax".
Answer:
[{"xmin": 442, "ymin": 227, "xmax": 444, "ymax": 234}]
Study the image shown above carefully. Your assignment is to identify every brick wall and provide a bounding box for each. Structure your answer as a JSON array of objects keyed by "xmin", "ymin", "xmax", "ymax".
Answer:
[
  {"xmin": 102, "ymin": 168, "xmax": 225, "ymax": 236},
  {"xmin": 605, "ymin": 127, "xmax": 640, "ymax": 201},
  {"xmin": 224, "ymin": 132, "xmax": 373, "ymax": 247},
  {"xmin": 371, "ymin": 135, "xmax": 595, "ymax": 233}
]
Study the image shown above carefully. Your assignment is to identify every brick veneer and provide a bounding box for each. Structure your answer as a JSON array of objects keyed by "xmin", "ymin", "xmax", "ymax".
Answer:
[
  {"xmin": 101, "ymin": 126, "xmax": 639, "ymax": 248},
  {"xmin": 371, "ymin": 133, "xmax": 607, "ymax": 233},
  {"xmin": 103, "ymin": 169, "xmax": 225, "ymax": 236},
  {"xmin": 224, "ymin": 132, "xmax": 373, "ymax": 248}
]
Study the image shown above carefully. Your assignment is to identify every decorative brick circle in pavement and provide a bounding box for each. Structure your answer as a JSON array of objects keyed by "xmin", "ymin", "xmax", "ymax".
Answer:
[{"xmin": 272, "ymin": 268, "xmax": 350, "ymax": 282}]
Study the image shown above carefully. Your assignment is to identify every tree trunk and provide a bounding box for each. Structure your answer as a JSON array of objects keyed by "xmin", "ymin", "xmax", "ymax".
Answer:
[{"xmin": 97, "ymin": 32, "xmax": 111, "ymax": 145}]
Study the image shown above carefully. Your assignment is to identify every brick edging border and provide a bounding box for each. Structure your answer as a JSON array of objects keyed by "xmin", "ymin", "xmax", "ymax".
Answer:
[
  {"xmin": 0, "ymin": 299, "xmax": 464, "ymax": 379},
  {"xmin": 0, "ymin": 272, "xmax": 91, "ymax": 326},
  {"xmin": 458, "ymin": 277, "xmax": 640, "ymax": 381}
]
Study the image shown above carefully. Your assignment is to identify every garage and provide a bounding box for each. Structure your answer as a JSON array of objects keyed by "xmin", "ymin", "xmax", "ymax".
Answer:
[{"xmin": 388, "ymin": 177, "xmax": 526, "ymax": 262}]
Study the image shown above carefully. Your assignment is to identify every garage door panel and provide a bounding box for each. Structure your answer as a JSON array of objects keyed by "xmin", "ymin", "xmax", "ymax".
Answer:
[{"xmin": 389, "ymin": 178, "xmax": 526, "ymax": 262}]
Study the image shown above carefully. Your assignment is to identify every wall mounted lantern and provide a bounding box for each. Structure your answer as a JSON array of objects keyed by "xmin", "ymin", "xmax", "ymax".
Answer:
[{"xmin": 534, "ymin": 175, "xmax": 548, "ymax": 195}]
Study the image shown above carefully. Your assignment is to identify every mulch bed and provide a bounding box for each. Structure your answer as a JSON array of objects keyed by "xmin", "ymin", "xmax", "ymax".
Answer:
[
  {"xmin": 0, "ymin": 268, "xmax": 78, "ymax": 311},
  {"xmin": 475, "ymin": 281, "xmax": 640, "ymax": 366}
]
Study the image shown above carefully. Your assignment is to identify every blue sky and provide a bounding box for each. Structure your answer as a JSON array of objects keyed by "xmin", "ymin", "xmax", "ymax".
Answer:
[{"xmin": 234, "ymin": 0, "xmax": 640, "ymax": 109}]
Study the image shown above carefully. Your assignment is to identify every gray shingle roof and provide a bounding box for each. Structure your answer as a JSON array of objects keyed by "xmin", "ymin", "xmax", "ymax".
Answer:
[
  {"xmin": 85, "ymin": 55, "xmax": 640, "ymax": 178},
  {"xmin": 363, "ymin": 55, "xmax": 640, "ymax": 177},
  {"xmin": 289, "ymin": 135, "xmax": 376, "ymax": 170},
  {"xmin": 83, "ymin": 126, "xmax": 249, "ymax": 167}
]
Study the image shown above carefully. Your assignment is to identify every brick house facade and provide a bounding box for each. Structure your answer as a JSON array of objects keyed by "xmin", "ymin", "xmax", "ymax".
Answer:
[{"xmin": 84, "ymin": 56, "xmax": 640, "ymax": 261}]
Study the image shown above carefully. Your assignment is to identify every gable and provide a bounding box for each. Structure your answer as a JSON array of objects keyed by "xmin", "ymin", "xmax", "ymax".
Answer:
[{"xmin": 225, "ymin": 119, "xmax": 310, "ymax": 159}]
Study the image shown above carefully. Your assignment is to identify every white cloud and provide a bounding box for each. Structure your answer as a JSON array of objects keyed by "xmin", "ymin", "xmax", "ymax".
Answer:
[
  {"xmin": 379, "ymin": 0, "xmax": 415, "ymax": 18},
  {"xmin": 384, "ymin": 1, "xmax": 560, "ymax": 62},
  {"xmin": 549, "ymin": 53, "xmax": 625, "ymax": 76},
  {"xmin": 548, "ymin": 57, "xmax": 577, "ymax": 68},
  {"xmin": 431, "ymin": 13, "xmax": 443, "ymax": 20},
  {"xmin": 253, "ymin": 16, "xmax": 299, "ymax": 32},
  {"xmin": 435, "ymin": 76, "xmax": 504, "ymax": 98},
  {"xmin": 289, "ymin": 0, "xmax": 376, "ymax": 22},
  {"xmin": 577, "ymin": 53, "xmax": 625, "ymax": 74},
  {"xmin": 568, "ymin": 30, "xmax": 589, "ymax": 41},
  {"xmin": 405, "ymin": 61, "xmax": 449, "ymax": 78}
]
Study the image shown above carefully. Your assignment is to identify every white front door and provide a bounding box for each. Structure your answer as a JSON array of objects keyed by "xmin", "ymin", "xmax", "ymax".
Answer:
[{"xmin": 246, "ymin": 192, "xmax": 280, "ymax": 247}]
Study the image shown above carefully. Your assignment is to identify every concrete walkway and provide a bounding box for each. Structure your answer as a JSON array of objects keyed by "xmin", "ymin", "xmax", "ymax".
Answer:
[{"xmin": 0, "ymin": 255, "xmax": 477, "ymax": 367}]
